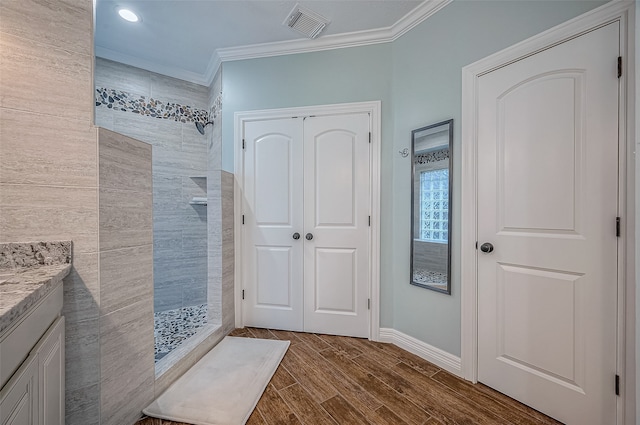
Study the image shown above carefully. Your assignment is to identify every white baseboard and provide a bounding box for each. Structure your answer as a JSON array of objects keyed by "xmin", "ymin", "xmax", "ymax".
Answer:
[{"xmin": 378, "ymin": 328, "xmax": 462, "ymax": 377}]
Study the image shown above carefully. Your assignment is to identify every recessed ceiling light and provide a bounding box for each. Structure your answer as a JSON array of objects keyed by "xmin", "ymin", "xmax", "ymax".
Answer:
[{"xmin": 118, "ymin": 8, "xmax": 139, "ymax": 23}]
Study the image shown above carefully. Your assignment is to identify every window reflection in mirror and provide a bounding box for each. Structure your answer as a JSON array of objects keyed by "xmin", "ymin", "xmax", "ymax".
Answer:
[{"xmin": 411, "ymin": 119, "xmax": 453, "ymax": 294}]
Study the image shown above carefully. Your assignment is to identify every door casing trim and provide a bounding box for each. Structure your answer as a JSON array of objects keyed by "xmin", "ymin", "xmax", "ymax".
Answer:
[
  {"xmin": 460, "ymin": 2, "xmax": 635, "ymax": 423},
  {"xmin": 233, "ymin": 101, "xmax": 382, "ymax": 341}
]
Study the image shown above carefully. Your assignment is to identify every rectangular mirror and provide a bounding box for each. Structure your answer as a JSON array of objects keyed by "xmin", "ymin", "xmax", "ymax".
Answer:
[{"xmin": 411, "ymin": 119, "xmax": 453, "ymax": 294}]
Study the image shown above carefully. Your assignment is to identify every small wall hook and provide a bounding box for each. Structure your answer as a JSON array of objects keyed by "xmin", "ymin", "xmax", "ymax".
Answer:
[{"xmin": 399, "ymin": 148, "xmax": 409, "ymax": 158}]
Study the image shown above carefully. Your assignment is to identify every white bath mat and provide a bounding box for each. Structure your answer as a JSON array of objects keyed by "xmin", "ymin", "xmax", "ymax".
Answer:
[{"xmin": 143, "ymin": 336, "xmax": 290, "ymax": 425}]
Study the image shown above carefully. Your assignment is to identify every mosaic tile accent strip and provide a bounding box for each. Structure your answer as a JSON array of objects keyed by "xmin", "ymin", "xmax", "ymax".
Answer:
[
  {"xmin": 415, "ymin": 148, "xmax": 449, "ymax": 165},
  {"xmin": 210, "ymin": 92, "xmax": 222, "ymax": 120},
  {"xmin": 413, "ymin": 268, "xmax": 447, "ymax": 288},
  {"xmin": 154, "ymin": 304, "xmax": 208, "ymax": 362},
  {"xmin": 96, "ymin": 88, "xmax": 210, "ymax": 124}
]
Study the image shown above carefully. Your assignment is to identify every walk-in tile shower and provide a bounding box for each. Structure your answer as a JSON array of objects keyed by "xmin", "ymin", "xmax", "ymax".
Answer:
[{"xmin": 94, "ymin": 58, "xmax": 212, "ymax": 362}]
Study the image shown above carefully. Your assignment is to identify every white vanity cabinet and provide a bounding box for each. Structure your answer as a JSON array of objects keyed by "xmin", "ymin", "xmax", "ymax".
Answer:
[
  {"xmin": 1, "ymin": 354, "xmax": 38, "ymax": 424},
  {"xmin": 0, "ymin": 284, "xmax": 65, "ymax": 425}
]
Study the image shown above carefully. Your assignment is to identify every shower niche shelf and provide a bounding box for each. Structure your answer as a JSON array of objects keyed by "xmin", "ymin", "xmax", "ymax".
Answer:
[
  {"xmin": 189, "ymin": 197, "xmax": 207, "ymax": 206},
  {"xmin": 189, "ymin": 176, "xmax": 206, "ymax": 205}
]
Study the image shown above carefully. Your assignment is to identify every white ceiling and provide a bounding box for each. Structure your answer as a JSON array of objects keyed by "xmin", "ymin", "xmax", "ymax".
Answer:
[{"xmin": 94, "ymin": 0, "xmax": 440, "ymax": 85}]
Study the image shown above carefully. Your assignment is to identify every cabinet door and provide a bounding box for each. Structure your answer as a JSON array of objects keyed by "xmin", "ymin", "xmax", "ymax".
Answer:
[
  {"xmin": 0, "ymin": 354, "xmax": 38, "ymax": 425},
  {"xmin": 36, "ymin": 317, "xmax": 65, "ymax": 425}
]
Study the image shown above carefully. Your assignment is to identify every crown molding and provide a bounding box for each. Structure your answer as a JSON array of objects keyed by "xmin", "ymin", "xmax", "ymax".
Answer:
[
  {"xmin": 204, "ymin": 52, "xmax": 222, "ymax": 87},
  {"xmin": 96, "ymin": 0, "xmax": 451, "ymax": 87},
  {"xmin": 215, "ymin": 27, "xmax": 393, "ymax": 63},
  {"xmin": 216, "ymin": 0, "xmax": 451, "ymax": 63},
  {"xmin": 95, "ymin": 46, "xmax": 212, "ymax": 86},
  {"xmin": 391, "ymin": 0, "xmax": 452, "ymax": 40}
]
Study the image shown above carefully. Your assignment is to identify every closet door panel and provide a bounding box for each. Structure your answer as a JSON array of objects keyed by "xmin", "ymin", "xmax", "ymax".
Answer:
[
  {"xmin": 303, "ymin": 113, "xmax": 370, "ymax": 337},
  {"xmin": 242, "ymin": 118, "xmax": 304, "ymax": 331}
]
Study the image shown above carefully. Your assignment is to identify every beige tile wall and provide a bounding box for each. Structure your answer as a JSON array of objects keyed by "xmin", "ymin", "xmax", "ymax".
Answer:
[
  {"xmin": 0, "ymin": 0, "xmax": 93, "ymax": 56},
  {"xmin": 207, "ymin": 68, "xmax": 225, "ymax": 325},
  {"xmin": 0, "ymin": 2, "xmax": 233, "ymax": 423},
  {"xmin": 221, "ymin": 170, "xmax": 235, "ymax": 333},
  {"xmin": 97, "ymin": 128, "xmax": 154, "ymax": 425},
  {"xmin": 93, "ymin": 55, "xmax": 234, "ymax": 422},
  {"xmin": 0, "ymin": 33, "xmax": 92, "ymax": 121},
  {"xmin": 0, "ymin": 0, "xmax": 99, "ymax": 423}
]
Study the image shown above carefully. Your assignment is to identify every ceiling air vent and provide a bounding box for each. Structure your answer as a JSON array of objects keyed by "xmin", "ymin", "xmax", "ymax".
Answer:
[{"xmin": 283, "ymin": 4, "xmax": 329, "ymax": 39}]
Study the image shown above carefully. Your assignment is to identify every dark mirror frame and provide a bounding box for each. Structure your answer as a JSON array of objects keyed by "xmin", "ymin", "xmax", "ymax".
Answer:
[{"xmin": 410, "ymin": 119, "xmax": 453, "ymax": 294}]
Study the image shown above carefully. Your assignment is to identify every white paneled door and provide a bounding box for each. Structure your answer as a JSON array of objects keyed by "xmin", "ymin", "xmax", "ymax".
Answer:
[
  {"xmin": 476, "ymin": 23, "xmax": 619, "ymax": 424},
  {"xmin": 243, "ymin": 113, "xmax": 371, "ymax": 338},
  {"xmin": 303, "ymin": 114, "xmax": 370, "ymax": 337},
  {"xmin": 243, "ymin": 118, "xmax": 304, "ymax": 331}
]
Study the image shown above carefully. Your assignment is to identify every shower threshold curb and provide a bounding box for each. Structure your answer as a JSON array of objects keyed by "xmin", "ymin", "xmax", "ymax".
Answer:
[{"xmin": 155, "ymin": 323, "xmax": 224, "ymax": 379}]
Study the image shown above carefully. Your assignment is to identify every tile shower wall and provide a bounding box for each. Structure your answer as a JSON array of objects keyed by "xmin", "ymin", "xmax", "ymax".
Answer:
[
  {"xmin": 413, "ymin": 241, "xmax": 447, "ymax": 274},
  {"xmin": 95, "ymin": 58, "xmax": 209, "ymax": 312},
  {"xmin": 1, "ymin": 2, "xmax": 231, "ymax": 422},
  {"xmin": 207, "ymin": 68, "xmax": 234, "ymax": 333},
  {"xmin": 220, "ymin": 170, "xmax": 235, "ymax": 333},
  {"xmin": 207, "ymin": 67, "xmax": 225, "ymax": 326},
  {"xmin": 153, "ymin": 67, "xmax": 233, "ymax": 396},
  {"xmin": 98, "ymin": 128, "xmax": 154, "ymax": 425},
  {"xmin": 0, "ymin": 1, "xmax": 99, "ymax": 423}
]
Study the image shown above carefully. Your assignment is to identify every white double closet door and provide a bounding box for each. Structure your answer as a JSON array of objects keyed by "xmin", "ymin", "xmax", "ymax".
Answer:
[{"xmin": 242, "ymin": 113, "xmax": 371, "ymax": 338}]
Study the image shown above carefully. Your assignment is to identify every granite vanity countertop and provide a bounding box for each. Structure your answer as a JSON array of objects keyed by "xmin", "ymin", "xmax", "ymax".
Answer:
[{"xmin": 0, "ymin": 241, "xmax": 72, "ymax": 335}]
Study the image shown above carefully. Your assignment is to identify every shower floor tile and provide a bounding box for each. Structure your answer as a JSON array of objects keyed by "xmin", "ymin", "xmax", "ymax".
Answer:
[
  {"xmin": 154, "ymin": 304, "xmax": 207, "ymax": 362},
  {"xmin": 413, "ymin": 268, "xmax": 447, "ymax": 290}
]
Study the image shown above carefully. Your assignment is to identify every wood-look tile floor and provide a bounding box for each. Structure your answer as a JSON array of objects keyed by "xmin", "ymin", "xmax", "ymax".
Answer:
[{"xmin": 137, "ymin": 328, "xmax": 562, "ymax": 425}]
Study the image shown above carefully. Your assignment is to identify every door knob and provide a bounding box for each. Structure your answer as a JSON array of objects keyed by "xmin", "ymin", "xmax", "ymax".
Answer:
[
  {"xmin": 292, "ymin": 233, "xmax": 300, "ymax": 240},
  {"xmin": 305, "ymin": 233, "xmax": 314, "ymax": 240},
  {"xmin": 480, "ymin": 242, "xmax": 494, "ymax": 253}
]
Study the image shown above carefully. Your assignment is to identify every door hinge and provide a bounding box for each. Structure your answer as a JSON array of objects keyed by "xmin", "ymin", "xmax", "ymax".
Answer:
[
  {"xmin": 615, "ymin": 374, "xmax": 620, "ymax": 396},
  {"xmin": 242, "ymin": 289, "xmax": 245, "ymax": 300},
  {"xmin": 617, "ymin": 56, "xmax": 622, "ymax": 78},
  {"xmin": 369, "ymin": 132, "xmax": 371, "ymax": 143},
  {"xmin": 367, "ymin": 298, "xmax": 371, "ymax": 310},
  {"xmin": 475, "ymin": 241, "xmax": 478, "ymax": 249},
  {"xmin": 242, "ymin": 214, "xmax": 245, "ymax": 225},
  {"xmin": 242, "ymin": 139, "xmax": 246, "ymax": 150},
  {"xmin": 368, "ymin": 216, "xmax": 371, "ymax": 226},
  {"xmin": 616, "ymin": 217, "xmax": 620, "ymax": 237}
]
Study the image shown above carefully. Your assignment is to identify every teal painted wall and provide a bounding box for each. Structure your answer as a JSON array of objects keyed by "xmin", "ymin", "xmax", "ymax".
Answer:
[
  {"xmin": 222, "ymin": 0, "xmax": 605, "ymax": 355},
  {"xmin": 222, "ymin": 44, "xmax": 396, "ymax": 326},
  {"xmin": 391, "ymin": 0, "xmax": 604, "ymax": 356},
  {"xmin": 222, "ymin": 44, "xmax": 393, "ymax": 171}
]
